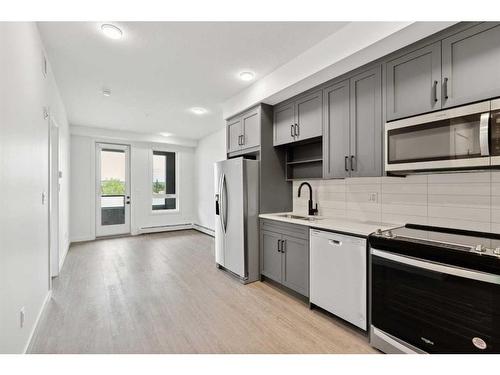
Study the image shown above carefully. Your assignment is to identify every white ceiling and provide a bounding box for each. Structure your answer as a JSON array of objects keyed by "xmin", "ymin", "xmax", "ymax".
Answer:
[{"xmin": 38, "ymin": 22, "xmax": 348, "ymax": 140}]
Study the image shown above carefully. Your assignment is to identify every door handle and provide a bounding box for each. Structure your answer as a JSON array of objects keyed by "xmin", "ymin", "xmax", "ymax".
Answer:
[
  {"xmin": 240, "ymin": 134, "xmax": 245, "ymax": 146},
  {"xmin": 294, "ymin": 123, "xmax": 299, "ymax": 137},
  {"xmin": 290, "ymin": 124, "xmax": 294, "ymax": 138},
  {"xmin": 433, "ymin": 80, "xmax": 438, "ymax": 103},
  {"xmin": 443, "ymin": 77, "xmax": 449, "ymax": 100},
  {"xmin": 277, "ymin": 239, "xmax": 281, "ymax": 253},
  {"xmin": 479, "ymin": 112, "xmax": 490, "ymax": 156},
  {"xmin": 126, "ymin": 195, "xmax": 130, "ymax": 205},
  {"xmin": 281, "ymin": 240, "xmax": 286, "ymax": 253},
  {"xmin": 350, "ymin": 155, "xmax": 355, "ymax": 171},
  {"xmin": 344, "ymin": 156, "xmax": 349, "ymax": 172}
]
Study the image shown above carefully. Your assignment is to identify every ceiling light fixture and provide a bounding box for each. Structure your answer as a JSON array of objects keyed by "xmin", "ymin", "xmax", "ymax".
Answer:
[
  {"xmin": 101, "ymin": 24, "xmax": 123, "ymax": 40},
  {"xmin": 102, "ymin": 88, "xmax": 111, "ymax": 97},
  {"xmin": 159, "ymin": 132, "xmax": 172, "ymax": 137},
  {"xmin": 239, "ymin": 71, "xmax": 255, "ymax": 81},
  {"xmin": 190, "ymin": 107, "xmax": 207, "ymax": 115}
]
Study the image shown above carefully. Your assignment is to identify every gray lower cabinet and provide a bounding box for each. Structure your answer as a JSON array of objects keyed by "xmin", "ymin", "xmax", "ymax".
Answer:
[
  {"xmin": 442, "ymin": 22, "xmax": 500, "ymax": 108},
  {"xmin": 273, "ymin": 90, "xmax": 322, "ymax": 146},
  {"xmin": 323, "ymin": 66, "xmax": 382, "ymax": 178},
  {"xmin": 260, "ymin": 219, "xmax": 309, "ymax": 297},
  {"xmin": 385, "ymin": 41, "xmax": 442, "ymax": 121}
]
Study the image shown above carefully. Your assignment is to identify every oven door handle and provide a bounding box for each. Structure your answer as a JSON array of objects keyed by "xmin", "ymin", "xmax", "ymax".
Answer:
[
  {"xmin": 371, "ymin": 248, "xmax": 500, "ymax": 285},
  {"xmin": 480, "ymin": 112, "xmax": 490, "ymax": 156}
]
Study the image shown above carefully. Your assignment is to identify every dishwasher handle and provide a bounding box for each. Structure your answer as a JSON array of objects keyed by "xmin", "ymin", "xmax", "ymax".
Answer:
[{"xmin": 328, "ymin": 239, "xmax": 342, "ymax": 246}]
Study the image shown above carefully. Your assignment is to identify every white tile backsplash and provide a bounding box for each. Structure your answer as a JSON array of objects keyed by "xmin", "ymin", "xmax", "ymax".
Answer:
[{"xmin": 293, "ymin": 170, "xmax": 500, "ymax": 233}]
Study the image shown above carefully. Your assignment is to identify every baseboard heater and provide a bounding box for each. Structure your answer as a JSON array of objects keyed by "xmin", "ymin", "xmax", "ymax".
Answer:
[{"xmin": 138, "ymin": 223, "xmax": 192, "ymax": 234}]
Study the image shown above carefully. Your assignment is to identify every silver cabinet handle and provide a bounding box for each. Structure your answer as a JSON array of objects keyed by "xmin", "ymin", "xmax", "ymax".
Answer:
[
  {"xmin": 294, "ymin": 123, "xmax": 299, "ymax": 137},
  {"xmin": 290, "ymin": 124, "xmax": 294, "ymax": 138},
  {"xmin": 350, "ymin": 155, "xmax": 355, "ymax": 171},
  {"xmin": 344, "ymin": 156, "xmax": 349, "ymax": 172},
  {"xmin": 240, "ymin": 134, "xmax": 244, "ymax": 146},
  {"xmin": 281, "ymin": 240, "xmax": 286, "ymax": 253},
  {"xmin": 433, "ymin": 80, "xmax": 438, "ymax": 103},
  {"xmin": 277, "ymin": 239, "xmax": 281, "ymax": 252},
  {"xmin": 443, "ymin": 77, "xmax": 449, "ymax": 100},
  {"xmin": 480, "ymin": 112, "xmax": 490, "ymax": 156}
]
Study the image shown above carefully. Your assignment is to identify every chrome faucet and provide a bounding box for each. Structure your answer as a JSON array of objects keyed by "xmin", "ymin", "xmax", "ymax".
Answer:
[{"xmin": 298, "ymin": 182, "xmax": 318, "ymax": 216}]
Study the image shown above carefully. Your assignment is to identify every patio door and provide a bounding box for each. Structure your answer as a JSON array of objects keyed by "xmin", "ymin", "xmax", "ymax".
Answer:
[{"xmin": 96, "ymin": 143, "xmax": 131, "ymax": 237}]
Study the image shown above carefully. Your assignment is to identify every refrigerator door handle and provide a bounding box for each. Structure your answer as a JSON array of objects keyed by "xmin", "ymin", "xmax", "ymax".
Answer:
[
  {"xmin": 219, "ymin": 173, "xmax": 226, "ymax": 234},
  {"xmin": 221, "ymin": 173, "xmax": 228, "ymax": 232}
]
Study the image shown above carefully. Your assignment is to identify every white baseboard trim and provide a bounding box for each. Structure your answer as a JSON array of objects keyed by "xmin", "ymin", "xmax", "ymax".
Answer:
[
  {"xmin": 137, "ymin": 223, "xmax": 193, "ymax": 234},
  {"xmin": 24, "ymin": 290, "xmax": 52, "ymax": 354},
  {"xmin": 192, "ymin": 223, "xmax": 215, "ymax": 237},
  {"xmin": 70, "ymin": 235, "xmax": 95, "ymax": 243}
]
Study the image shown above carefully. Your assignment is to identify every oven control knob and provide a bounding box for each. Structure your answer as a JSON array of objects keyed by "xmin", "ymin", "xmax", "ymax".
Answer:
[
  {"xmin": 385, "ymin": 230, "xmax": 394, "ymax": 238},
  {"xmin": 494, "ymin": 247, "xmax": 500, "ymax": 256},
  {"xmin": 475, "ymin": 244, "xmax": 486, "ymax": 253},
  {"xmin": 376, "ymin": 229, "xmax": 383, "ymax": 235}
]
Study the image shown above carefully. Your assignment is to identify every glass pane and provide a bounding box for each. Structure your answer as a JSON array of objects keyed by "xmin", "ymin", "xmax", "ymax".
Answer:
[
  {"xmin": 388, "ymin": 114, "xmax": 482, "ymax": 164},
  {"xmin": 152, "ymin": 154, "xmax": 166, "ymax": 194},
  {"xmin": 152, "ymin": 197, "xmax": 176, "ymax": 210},
  {"xmin": 100, "ymin": 149, "xmax": 126, "ymax": 226}
]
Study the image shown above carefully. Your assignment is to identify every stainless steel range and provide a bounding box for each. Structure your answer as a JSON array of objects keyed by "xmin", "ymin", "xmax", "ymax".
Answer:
[{"xmin": 368, "ymin": 224, "xmax": 500, "ymax": 354}]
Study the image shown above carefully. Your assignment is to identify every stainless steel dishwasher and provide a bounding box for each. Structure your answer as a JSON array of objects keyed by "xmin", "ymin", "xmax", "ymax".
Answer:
[{"xmin": 310, "ymin": 229, "xmax": 367, "ymax": 330}]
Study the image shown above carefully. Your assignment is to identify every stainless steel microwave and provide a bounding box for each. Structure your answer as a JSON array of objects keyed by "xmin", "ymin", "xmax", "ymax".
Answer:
[{"xmin": 385, "ymin": 99, "xmax": 500, "ymax": 174}]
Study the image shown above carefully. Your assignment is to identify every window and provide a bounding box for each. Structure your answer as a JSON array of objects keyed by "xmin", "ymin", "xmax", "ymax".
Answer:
[{"xmin": 152, "ymin": 151, "xmax": 177, "ymax": 210}]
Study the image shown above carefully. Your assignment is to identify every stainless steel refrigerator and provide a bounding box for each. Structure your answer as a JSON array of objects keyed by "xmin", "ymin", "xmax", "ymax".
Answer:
[{"xmin": 214, "ymin": 157, "xmax": 259, "ymax": 283}]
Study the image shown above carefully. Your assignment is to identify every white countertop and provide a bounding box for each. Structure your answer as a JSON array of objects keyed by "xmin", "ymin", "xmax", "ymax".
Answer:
[{"xmin": 259, "ymin": 212, "xmax": 400, "ymax": 237}]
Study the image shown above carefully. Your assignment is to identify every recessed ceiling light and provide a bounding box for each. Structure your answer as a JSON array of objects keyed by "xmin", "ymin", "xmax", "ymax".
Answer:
[
  {"xmin": 190, "ymin": 107, "xmax": 207, "ymax": 115},
  {"xmin": 101, "ymin": 24, "xmax": 123, "ymax": 40},
  {"xmin": 239, "ymin": 71, "xmax": 255, "ymax": 81},
  {"xmin": 102, "ymin": 88, "xmax": 111, "ymax": 97},
  {"xmin": 159, "ymin": 132, "xmax": 172, "ymax": 137}
]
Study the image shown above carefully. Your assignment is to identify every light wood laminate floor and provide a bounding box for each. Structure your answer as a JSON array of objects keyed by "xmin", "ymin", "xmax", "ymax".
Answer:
[{"xmin": 29, "ymin": 230, "xmax": 376, "ymax": 354}]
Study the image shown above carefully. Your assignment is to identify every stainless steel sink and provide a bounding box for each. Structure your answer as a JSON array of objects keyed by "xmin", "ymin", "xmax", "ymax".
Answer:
[{"xmin": 276, "ymin": 214, "xmax": 323, "ymax": 221}]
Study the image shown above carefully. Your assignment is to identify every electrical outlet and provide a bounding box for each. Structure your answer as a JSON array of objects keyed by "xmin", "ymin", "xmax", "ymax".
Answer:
[
  {"xmin": 20, "ymin": 307, "xmax": 25, "ymax": 328},
  {"xmin": 368, "ymin": 192, "xmax": 378, "ymax": 203}
]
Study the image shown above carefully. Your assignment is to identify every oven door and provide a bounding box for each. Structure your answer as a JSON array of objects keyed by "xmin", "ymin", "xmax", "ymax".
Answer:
[
  {"xmin": 385, "ymin": 101, "xmax": 491, "ymax": 173},
  {"xmin": 371, "ymin": 249, "xmax": 500, "ymax": 353}
]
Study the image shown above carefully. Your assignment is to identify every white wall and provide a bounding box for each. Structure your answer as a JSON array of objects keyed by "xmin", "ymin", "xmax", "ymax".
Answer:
[
  {"xmin": 70, "ymin": 132, "xmax": 196, "ymax": 241},
  {"xmin": 0, "ymin": 22, "xmax": 70, "ymax": 353},
  {"xmin": 294, "ymin": 171, "xmax": 500, "ymax": 234},
  {"xmin": 193, "ymin": 128, "xmax": 226, "ymax": 233}
]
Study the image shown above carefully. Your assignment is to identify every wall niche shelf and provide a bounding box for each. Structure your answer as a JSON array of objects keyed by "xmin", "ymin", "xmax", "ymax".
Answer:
[{"xmin": 285, "ymin": 138, "xmax": 323, "ymax": 181}]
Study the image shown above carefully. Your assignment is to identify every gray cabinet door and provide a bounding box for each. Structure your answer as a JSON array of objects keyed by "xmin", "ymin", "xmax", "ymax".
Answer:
[
  {"xmin": 295, "ymin": 90, "xmax": 322, "ymax": 141},
  {"xmin": 281, "ymin": 235, "xmax": 309, "ymax": 297},
  {"xmin": 386, "ymin": 42, "xmax": 441, "ymax": 121},
  {"xmin": 273, "ymin": 103, "xmax": 295, "ymax": 146},
  {"xmin": 241, "ymin": 108, "xmax": 260, "ymax": 150},
  {"xmin": 260, "ymin": 230, "xmax": 282, "ymax": 283},
  {"xmin": 442, "ymin": 22, "xmax": 500, "ymax": 108},
  {"xmin": 323, "ymin": 79, "xmax": 350, "ymax": 179},
  {"xmin": 350, "ymin": 66, "xmax": 382, "ymax": 177},
  {"xmin": 227, "ymin": 117, "xmax": 242, "ymax": 153}
]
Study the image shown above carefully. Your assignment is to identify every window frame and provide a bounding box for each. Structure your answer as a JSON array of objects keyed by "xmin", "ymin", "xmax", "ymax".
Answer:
[{"xmin": 151, "ymin": 149, "xmax": 179, "ymax": 213}]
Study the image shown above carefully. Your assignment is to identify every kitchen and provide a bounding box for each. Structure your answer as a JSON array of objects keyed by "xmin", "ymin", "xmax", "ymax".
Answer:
[{"xmin": 214, "ymin": 21, "xmax": 500, "ymax": 354}]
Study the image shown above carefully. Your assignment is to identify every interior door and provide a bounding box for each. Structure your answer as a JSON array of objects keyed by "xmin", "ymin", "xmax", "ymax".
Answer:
[
  {"xmin": 96, "ymin": 143, "xmax": 131, "ymax": 237},
  {"xmin": 49, "ymin": 121, "xmax": 60, "ymax": 277}
]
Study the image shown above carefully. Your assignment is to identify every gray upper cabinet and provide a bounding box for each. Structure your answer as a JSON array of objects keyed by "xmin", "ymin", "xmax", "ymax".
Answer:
[
  {"xmin": 442, "ymin": 23, "xmax": 500, "ymax": 108},
  {"xmin": 241, "ymin": 108, "xmax": 260, "ymax": 149},
  {"xmin": 350, "ymin": 67, "xmax": 382, "ymax": 178},
  {"xmin": 226, "ymin": 106, "xmax": 261, "ymax": 154},
  {"xmin": 323, "ymin": 66, "xmax": 382, "ymax": 178},
  {"xmin": 281, "ymin": 235, "xmax": 309, "ymax": 297},
  {"xmin": 273, "ymin": 103, "xmax": 295, "ymax": 146},
  {"xmin": 386, "ymin": 42, "xmax": 441, "ymax": 121},
  {"xmin": 227, "ymin": 117, "xmax": 242, "ymax": 153},
  {"xmin": 273, "ymin": 90, "xmax": 322, "ymax": 146},
  {"xmin": 294, "ymin": 90, "xmax": 322, "ymax": 141},
  {"xmin": 323, "ymin": 79, "xmax": 350, "ymax": 179}
]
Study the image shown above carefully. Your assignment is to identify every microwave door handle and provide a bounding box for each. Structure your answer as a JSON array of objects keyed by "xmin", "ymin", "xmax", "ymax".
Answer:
[{"xmin": 479, "ymin": 112, "xmax": 490, "ymax": 156}]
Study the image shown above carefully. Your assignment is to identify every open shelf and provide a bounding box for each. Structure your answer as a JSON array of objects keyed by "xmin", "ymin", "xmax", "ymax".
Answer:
[{"xmin": 285, "ymin": 139, "xmax": 323, "ymax": 180}]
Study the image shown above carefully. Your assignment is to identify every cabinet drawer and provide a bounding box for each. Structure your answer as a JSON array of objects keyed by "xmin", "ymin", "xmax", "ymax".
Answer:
[{"xmin": 260, "ymin": 219, "xmax": 309, "ymax": 240}]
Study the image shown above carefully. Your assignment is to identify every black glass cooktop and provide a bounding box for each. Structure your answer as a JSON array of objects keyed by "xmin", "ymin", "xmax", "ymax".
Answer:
[{"xmin": 369, "ymin": 224, "xmax": 500, "ymax": 275}]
